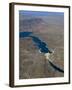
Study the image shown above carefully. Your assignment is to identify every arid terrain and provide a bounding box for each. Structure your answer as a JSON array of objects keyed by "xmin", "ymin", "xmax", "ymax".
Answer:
[{"xmin": 19, "ymin": 11, "xmax": 64, "ymax": 79}]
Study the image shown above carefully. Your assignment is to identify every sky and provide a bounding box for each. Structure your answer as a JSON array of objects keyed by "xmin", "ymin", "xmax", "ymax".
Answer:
[{"xmin": 19, "ymin": 10, "xmax": 64, "ymax": 17}]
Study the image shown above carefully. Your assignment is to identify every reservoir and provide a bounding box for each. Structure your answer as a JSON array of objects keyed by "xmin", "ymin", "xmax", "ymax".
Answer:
[{"xmin": 19, "ymin": 32, "xmax": 51, "ymax": 53}]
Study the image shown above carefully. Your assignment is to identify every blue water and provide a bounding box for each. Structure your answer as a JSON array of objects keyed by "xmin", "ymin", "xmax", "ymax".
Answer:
[
  {"xmin": 20, "ymin": 32, "xmax": 33, "ymax": 38},
  {"xmin": 19, "ymin": 32, "xmax": 51, "ymax": 53},
  {"xmin": 30, "ymin": 36, "xmax": 51, "ymax": 53}
]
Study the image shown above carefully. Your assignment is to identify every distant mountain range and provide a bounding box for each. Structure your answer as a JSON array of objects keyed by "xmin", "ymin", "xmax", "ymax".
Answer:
[
  {"xmin": 19, "ymin": 18, "xmax": 43, "ymax": 26},
  {"xmin": 19, "ymin": 18, "xmax": 45, "ymax": 32}
]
